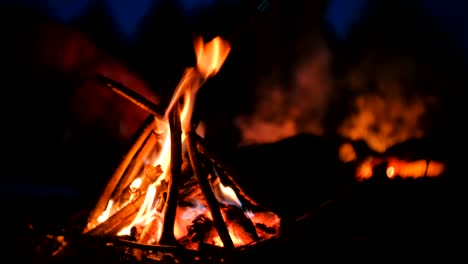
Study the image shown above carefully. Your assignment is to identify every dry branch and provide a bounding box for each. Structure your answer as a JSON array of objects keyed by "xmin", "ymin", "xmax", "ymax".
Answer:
[{"xmin": 96, "ymin": 74, "xmax": 165, "ymax": 119}]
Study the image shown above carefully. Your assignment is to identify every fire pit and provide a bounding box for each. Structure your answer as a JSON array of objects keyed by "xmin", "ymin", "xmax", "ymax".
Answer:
[{"xmin": 74, "ymin": 36, "xmax": 280, "ymax": 262}]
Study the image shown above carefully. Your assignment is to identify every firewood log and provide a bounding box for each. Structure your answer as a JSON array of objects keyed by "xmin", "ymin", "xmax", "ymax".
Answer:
[
  {"xmin": 186, "ymin": 131, "xmax": 235, "ymax": 249},
  {"xmin": 160, "ymin": 106, "xmax": 182, "ymax": 245},
  {"xmin": 86, "ymin": 165, "xmax": 163, "ymax": 236},
  {"xmin": 85, "ymin": 115, "xmax": 156, "ymax": 233},
  {"xmin": 111, "ymin": 130, "xmax": 159, "ymax": 203}
]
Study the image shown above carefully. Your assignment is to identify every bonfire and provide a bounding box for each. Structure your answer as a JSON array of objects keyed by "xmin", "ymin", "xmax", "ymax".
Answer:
[{"xmin": 82, "ymin": 35, "xmax": 281, "ymax": 257}]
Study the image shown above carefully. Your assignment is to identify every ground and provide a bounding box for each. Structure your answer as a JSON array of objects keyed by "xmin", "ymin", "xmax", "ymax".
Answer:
[{"xmin": 4, "ymin": 134, "xmax": 459, "ymax": 263}]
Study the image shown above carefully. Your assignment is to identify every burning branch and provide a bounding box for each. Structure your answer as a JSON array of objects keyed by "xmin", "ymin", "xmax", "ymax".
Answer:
[
  {"xmin": 194, "ymin": 133, "xmax": 260, "ymax": 209},
  {"xmin": 186, "ymin": 131, "xmax": 235, "ymax": 249},
  {"xmin": 111, "ymin": 130, "xmax": 159, "ymax": 207},
  {"xmin": 86, "ymin": 165, "xmax": 164, "ymax": 236},
  {"xmin": 159, "ymin": 105, "xmax": 182, "ymax": 245},
  {"xmin": 86, "ymin": 192, "xmax": 146, "ymax": 237},
  {"xmin": 85, "ymin": 115, "xmax": 157, "ymax": 232}
]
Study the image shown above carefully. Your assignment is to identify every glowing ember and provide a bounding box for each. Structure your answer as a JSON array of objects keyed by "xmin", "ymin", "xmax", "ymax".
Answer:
[
  {"xmin": 386, "ymin": 158, "xmax": 445, "ymax": 179},
  {"xmin": 84, "ymin": 36, "xmax": 280, "ymax": 250},
  {"xmin": 356, "ymin": 157, "xmax": 374, "ymax": 181},
  {"xmin": 338, "ymin": 142, "xmax": 357, "ymax": 163}
]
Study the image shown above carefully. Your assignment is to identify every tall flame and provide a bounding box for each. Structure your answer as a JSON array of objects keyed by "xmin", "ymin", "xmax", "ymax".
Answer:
[
  {"xmin": 195, "ymin": 36, "xmax": 231, "ymax": 79},
  {"xmin": 86, "ymin": 35, "xmax": 279, "ymax": 249},
  {"xmin": 165, "ymin": 36, "xmax": 231, "ymax": 126},
  {"xmin": 91, "ymin": 36, "xmax": 232, "ymax": 241}
]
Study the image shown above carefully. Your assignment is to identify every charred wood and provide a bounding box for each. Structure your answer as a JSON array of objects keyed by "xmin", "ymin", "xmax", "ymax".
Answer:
[
  {"xmin": 180, "ymin": 214, "xmax": 214, "ymax": 246},
  {"xmin": 222, "ymin": 204, "xmax": 259, "ymax": 242},
  {"xmin": 186, "ymin": 131, "xmax": 235, "ymax": 249}
]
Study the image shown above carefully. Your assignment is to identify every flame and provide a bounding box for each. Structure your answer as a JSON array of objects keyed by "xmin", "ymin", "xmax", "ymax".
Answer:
[
  {"xmin": 97, "ymin": 199, "xmax": 114, "ymax": 223},
  {"xmin": 215, "ymin": 181, "xmax": 242, "ymax": 207},
  {"xmin": 356, "ymin": 158, "xmax": 374, "ymax": 181},
  {"xmin": 87, "ymin": 36, "xmax": 279, "ymax": 249},
  {"xmin": 339, "ymin": 95, "xmax": 427, "ymax": 153},
  {"xmin": 130, "ymin": 177, "xmax": 142, "ymax": 190},
  {"xmin": 165, "ymin": 36, "xmax": 231, "ymax": 127},
  {"xmin": 386, "ymin": 166, "xmax": 395, "ymax": 178},
  {"xmin": 194, "ymin": 36, "xmax": 231, "ymax": 79},
  {"xmin": 117, "ymin": 36, "xmax": 230, "ymax": 238},
  {"xmin": 386, "ymin": 159, "xmax": 445, "ymax": 179}
]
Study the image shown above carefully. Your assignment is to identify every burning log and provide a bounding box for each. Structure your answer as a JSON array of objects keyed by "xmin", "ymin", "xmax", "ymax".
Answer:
[
  {"xmin": 85, "ymin": 115, "xmax": 156, "ymax": 232},
  {"xmin": 194, "ymin": 133, "xmax": 259, "ymax": 208},
  {"xmin": 86, "ymin": 192, "xmax": 146, "ymax": 237},
  {"xmin": 86, "ymin": 165, "xmax": 164, "ymax": 237},
  {"xmin": 111, "ymin": 129, "xmax": 159, "ymax": 207},
  {"xmin": 222, "ymin": 204, "xmax": 259, "ymax": 243},
  {"xmin": 186, "ymin": 131, "xmax": 235, "ymax": 249},
  {"xmin": 180, "ymin": 214, "xmax": 215, "ymax": 247},
  {"xmin": 159, "ymin": 105, "xmax": 183, "ymax": 245}
]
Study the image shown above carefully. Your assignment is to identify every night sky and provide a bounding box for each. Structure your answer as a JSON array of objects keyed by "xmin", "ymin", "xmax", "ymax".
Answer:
[
  {"xmin": 326, "ymin": 0, "xmax": 468, "ymax": 60},
  {"xmin": 2, "ymin": 0, "xmax": 466, "ymax": 56}
]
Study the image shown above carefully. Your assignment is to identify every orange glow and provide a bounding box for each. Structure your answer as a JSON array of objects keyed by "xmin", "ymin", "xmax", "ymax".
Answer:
[
  {"xmin": 194, "ymin": 36, "xmax": 231, "ymax": 79},
  {"xmin": 387, "ymin": 159, "xmax": 445, "ymax": 179},
  {"xmin": 356, "ymin": 158, "xmax": 374, "ymax": 181},
  {"xmin": 386, "ymin": 166, "xmax": 395, "ymax": 178},
  {"xmin": 338, "ymin": 143, "xmax": 357, "ymax": 163},
  {"xmin": 355, "ymin": 156, "xmax": 445, "ymax": 181}
]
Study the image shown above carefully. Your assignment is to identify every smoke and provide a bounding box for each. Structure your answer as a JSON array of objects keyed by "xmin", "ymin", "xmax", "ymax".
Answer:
[
  {"xmin": 339, "ymin": 94, "xmax": 429, "ymax": 153},
  {"xmin": 336, "ymin": 52, "xmax": 442, "ymax": 153},
  {"xmin": 233, "ymin": 42, "xmax": 441, "ymax": 151},
  {"xmin": 234, "ymin": 45, "xmax": 333, "ymax": 146}
]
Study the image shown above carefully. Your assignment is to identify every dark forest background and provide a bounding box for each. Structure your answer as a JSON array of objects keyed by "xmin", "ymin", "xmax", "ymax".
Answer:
[
  {"xmin": 0, "ymin": 0, "xmax": 463, "ymax": 228},
  {"xmin": 0, "ymin": 0, "xmax": 465, "ymax": 261}
]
